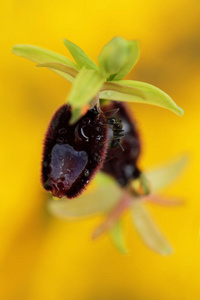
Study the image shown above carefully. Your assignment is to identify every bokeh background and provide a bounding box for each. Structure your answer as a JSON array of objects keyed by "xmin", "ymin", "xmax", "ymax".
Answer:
[{"xmin": 1, "ymin": 0, "xmax": 200, "ymax": 299}]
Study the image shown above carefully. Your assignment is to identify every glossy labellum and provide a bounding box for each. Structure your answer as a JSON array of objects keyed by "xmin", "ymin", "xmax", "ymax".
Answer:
[
  {"xmin": 42, "ymin": 104, "xmax": 108, "ymax": 198},
  {"xmin": 101, "ymin": 102, "xmax": 141, "ymax": 187}
]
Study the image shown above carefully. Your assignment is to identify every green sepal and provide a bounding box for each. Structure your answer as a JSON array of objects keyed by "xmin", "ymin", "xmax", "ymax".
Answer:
[
  {"xmin": 37, "ymin": 62, "xmax": 78, "ymax": 79},
  {"xmin": 145, "ymin": 155, "xmax": 188, "ymax": 192},
  {"xmin": 12, "ymin": 44, "xmax": 78, "ymax": 83},
  {"xmin": 68, "ymin": 67, "xmax": 105, "ymax": 110},
  {"xmin": 99, "ymin": 80, "xmax": 184, "ymax": 117},
  {"xmin": 48, "ymin": 173, "xmax": 122, "ymax": 218},
  {"xmin": 63, "ymin": 39, "xmax": 99, "ymax": 71},
  {"xmin": 98, "ymin": 37, "xmax": 139, "ymax": 79},
  {"xmin": 109, "ymin": 220, "xmax": 129, "ymax": 254},
  {"xmin": 101, "ymin": 81, "xmax": 145, "ymax": 99},
  {"xmin": 131, "ymin": 200, "xmax": 173, "ymax": 255}
]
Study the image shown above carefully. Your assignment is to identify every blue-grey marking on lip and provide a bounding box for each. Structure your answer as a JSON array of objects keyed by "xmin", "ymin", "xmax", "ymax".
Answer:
[{"xmin": 50, "ymin": 144, "xmax": 88, "ymax": 189}]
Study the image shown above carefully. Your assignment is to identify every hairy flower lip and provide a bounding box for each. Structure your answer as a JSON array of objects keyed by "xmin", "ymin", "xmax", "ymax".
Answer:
[
  {"xmin": 101, "ymin": 101, "xmax": 141, "ymax": 187},
  {"xmin": 41, "ymin": 104, "xmax": 108, "ymax": 199}
]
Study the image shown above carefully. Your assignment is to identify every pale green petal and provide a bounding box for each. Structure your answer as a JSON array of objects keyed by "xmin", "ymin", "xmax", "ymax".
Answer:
[
  {"xmin": 48, "ymin": 173, "xmax": 122, "ymax": 219},
  {"xmin": 99, "ymin": 80, "xmax": 184, "ymax": 117},
  {"xmin": 107, "ymin": 40, "xmax": 140, "ymax": 81},
  {"xmin": 145, "ymin": 155, "xmax": 188, "ymax": 192},
  {"xmin": 12, "ymin": 44, "xmax": 78, "ymax": 83},
  {"xmin": 109, "ymin": 220, "xmax": 129, "ymax": 254},
  {"xmin": 131, "ymin": 200, "xmax": 173, "ymax": 255},
  {"xmin": 68, "ymin": 67, "xmax": 105, "ymax": 109},
  {"xmin": 63, "ymin": 39, "xmax": 98, "ymax": 70}
]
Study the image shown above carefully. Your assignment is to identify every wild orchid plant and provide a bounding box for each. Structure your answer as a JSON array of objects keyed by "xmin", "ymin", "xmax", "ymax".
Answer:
[{"xmin": 12, "ymin": 37, "xmax": 186, "ymax": 255}]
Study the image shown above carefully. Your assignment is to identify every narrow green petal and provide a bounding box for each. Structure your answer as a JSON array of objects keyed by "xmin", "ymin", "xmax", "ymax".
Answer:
[
  {"xmin": 107, "ymin": 40, "xmax": 140, "ymax": 81},
  {"xmin": 145, "ymin": 155, "xmax": 188, "ymax": 192},
  {"xmin": 63, "ymin": 39, "xmax": 98, "ymax": 70},
  {"xmin": 109, "ymin": 220, "xmax": 129, "ymax": 254},
  {"xmin": 12, "ymin": 44, "xmax": 78, "ymax": 83},
  {"xmin": 69, "ymin": 107, "xmax": 83, "ymax": 125},
  {"xmin": 48, "ymin": 173, "xmax": 122, "ymax": 219},
  {"xmin": 68, "ymin": 67, "xmax": 105, "ymax": 109},
  {"xmin": 131, "ymin": 200, "xmax": 173, "ymax": 255},
  {"xmin": 99, "ymin": 80, "xmax": 184, "ymax": 117}
]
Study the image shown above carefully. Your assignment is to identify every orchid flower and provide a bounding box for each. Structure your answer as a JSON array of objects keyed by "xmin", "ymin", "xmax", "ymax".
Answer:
[{"xmin": 12, "ymin": 37, "xmax": 185, "ymax": 255}]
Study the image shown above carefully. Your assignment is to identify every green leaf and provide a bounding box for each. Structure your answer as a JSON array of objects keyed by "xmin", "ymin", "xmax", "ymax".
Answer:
[
  {"xmin": 48, "ymin": 173, "xmax": 122, "ymax": 219},
  {"xmin": 63, "ymin": 39, "xmax": 98, "ymax": 71},
  {"xmin": 109, "ymin": 220, "xmax": 129, "ymax": 254},
  {"xmin": 12, "ymin": 44, "xmax": 78, "ymax": 83},
  {"xmin": 131, "ymin": 200, "xmax": 173, "ymax": 255},
  {"xmin": 99, "ymin": 80, "xmax": 184, "ymax": 117},
  {"xmin": 107, "ymin": 40, "xmax": 140, "ymax": 81},
  {"xmin": 98, "ymin": 37, "xmax": 139, "ymax": 79},
  {"xmin": 68, "ymin": 67, "xmax": 105, "ymax": 109},
  {"xmin": 145, "ymin": 155, "xmax": 188, "ymax": 192}
]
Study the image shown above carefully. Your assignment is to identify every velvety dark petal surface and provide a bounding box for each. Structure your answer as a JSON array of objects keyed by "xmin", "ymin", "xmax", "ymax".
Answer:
[
  {"xmin": 101, "ymin": 101, "xmax": 141, "ymax": 186},
  {"xmin": 42, "ymin": 104, "xmax": 108, "ymax": 198}
]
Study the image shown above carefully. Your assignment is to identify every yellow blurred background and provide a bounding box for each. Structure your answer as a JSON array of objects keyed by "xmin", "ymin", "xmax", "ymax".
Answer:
[{"xmin": 1, "ymin": 0, "xmax": 200, "ymax": 299}]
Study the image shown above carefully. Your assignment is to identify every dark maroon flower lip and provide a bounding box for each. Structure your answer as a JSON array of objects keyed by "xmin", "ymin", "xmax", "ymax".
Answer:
[
  {"xmin": 41, "ymin": 104, "xmax": 108, "ymax": 199},
  {"xmin": 101, "ymin": 101, "xmax": 141, "ymax": 187}
]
